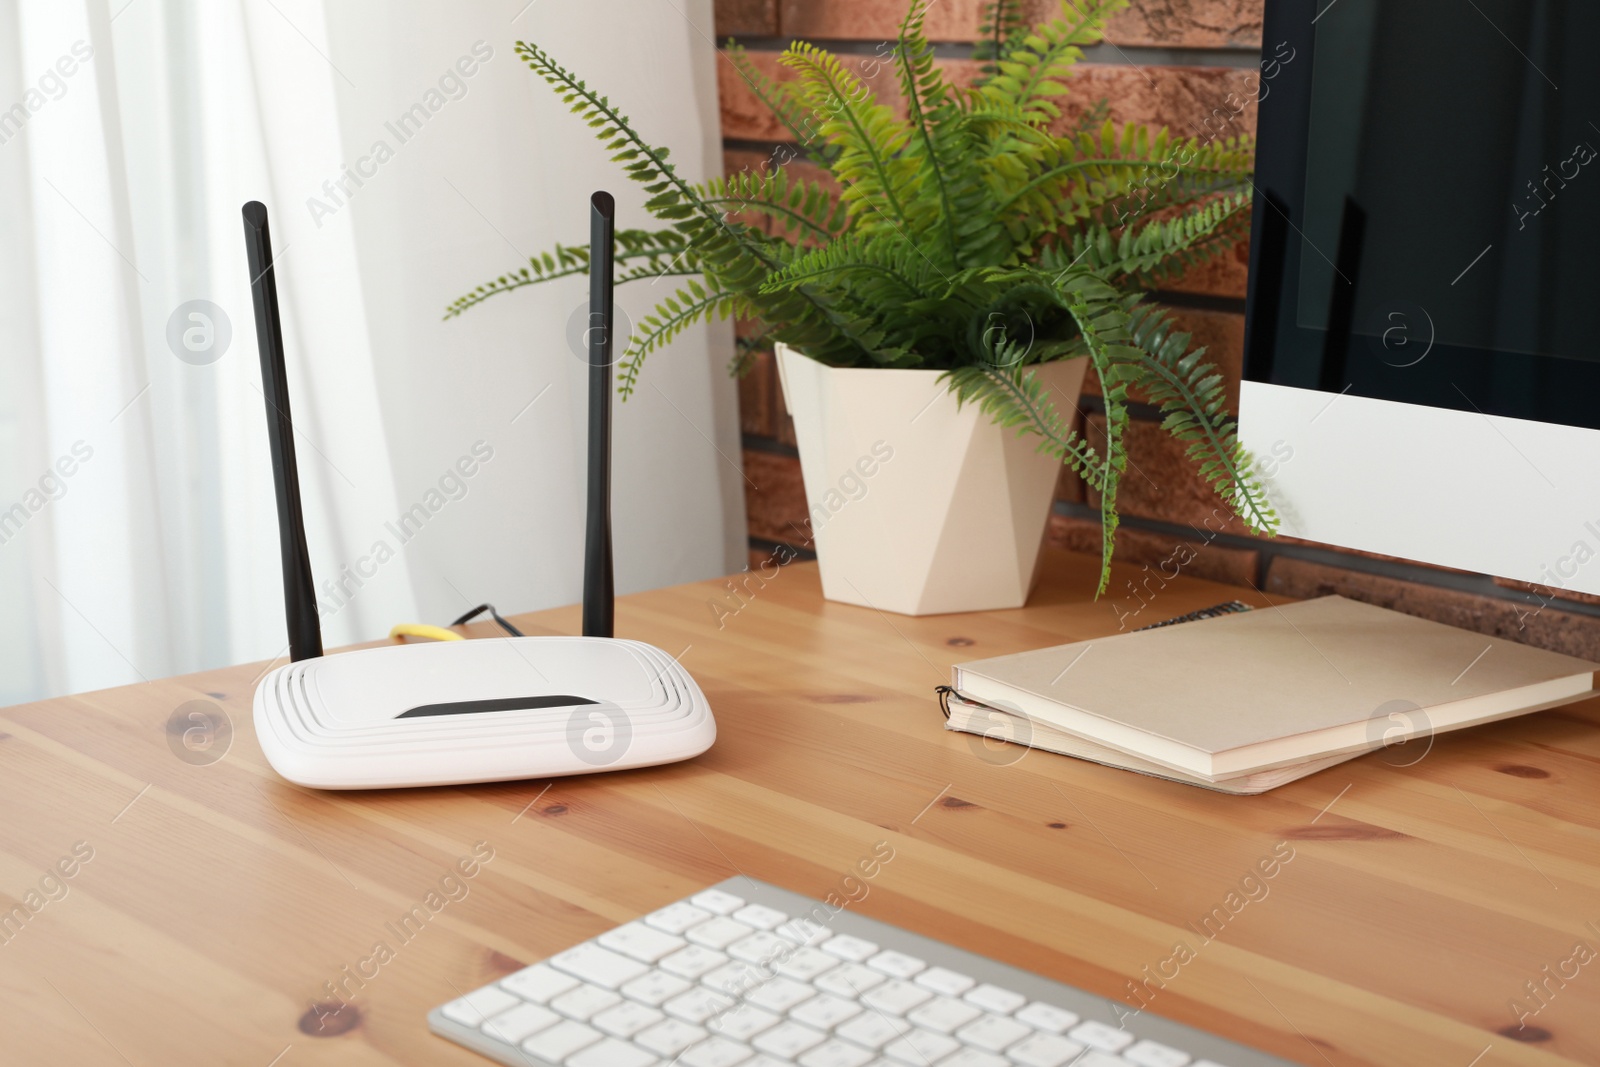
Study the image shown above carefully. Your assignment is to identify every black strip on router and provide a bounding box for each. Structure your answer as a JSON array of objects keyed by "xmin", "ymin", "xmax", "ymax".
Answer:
[{"xmin": 397, "ymin": 695, "xmax": 599, "ymax": 718}]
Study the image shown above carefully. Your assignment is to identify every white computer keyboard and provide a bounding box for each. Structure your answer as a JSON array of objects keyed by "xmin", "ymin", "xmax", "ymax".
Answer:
[{"xmin": 429, "ymin": 878, "xmax": 1295, "ymax": 1067}]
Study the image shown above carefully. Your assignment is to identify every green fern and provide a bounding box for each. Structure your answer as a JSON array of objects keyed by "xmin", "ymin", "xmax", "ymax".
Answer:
[{"xmin": 447, "ymin": 2, "xmax": 1276, "ymax": 595}]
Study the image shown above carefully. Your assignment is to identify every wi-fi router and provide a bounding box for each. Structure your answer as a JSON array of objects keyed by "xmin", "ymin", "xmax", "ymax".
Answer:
[{"xmin": 242, "ymin": 194, "xmax": 715, "ymax": 789}]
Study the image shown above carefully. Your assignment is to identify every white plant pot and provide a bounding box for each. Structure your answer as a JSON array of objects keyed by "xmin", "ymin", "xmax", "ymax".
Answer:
[{"xmin": 775, "ymin": 343, "xmax": 1088, "ymax": 616}]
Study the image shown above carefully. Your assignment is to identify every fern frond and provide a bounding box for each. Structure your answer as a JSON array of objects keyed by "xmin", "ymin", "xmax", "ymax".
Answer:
[
  {"xmin": 1124, "ymin": 304, "xmax": 1278, "ymax": 534},
  {"xmin": 943, "ymin": 362, "xmax": 1106, "ymax": 489},
  {"xmin": 975, "ymin": 0, "xmax": 1128, "ymax": 123},
  {"xmin": 780, "ymin": 42, "xmax": 920, "ymax": 236},
  {"xmin": 723, "ymin": 42, "xmax": 835, "ymax": 162},
  {"xmin": 974, "ymin": 0, "xmax": 1030, "ymax": 81},
  {"xmin": 618, "ymin": 282, "xmax": 745, "ymax": 392},
  {"xmin": 443, "ymin": 230, "xmax": 695, "ymax": 319}
]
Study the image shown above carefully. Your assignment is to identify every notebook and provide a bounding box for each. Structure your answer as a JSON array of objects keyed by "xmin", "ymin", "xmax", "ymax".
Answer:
[
  {"xmin": 943, "ymin": 691, "xmax": 1364, "ymax": 794},
  {"xmin": 951, "ymin": 596, "xmax": 1599, "ymax": 782}
]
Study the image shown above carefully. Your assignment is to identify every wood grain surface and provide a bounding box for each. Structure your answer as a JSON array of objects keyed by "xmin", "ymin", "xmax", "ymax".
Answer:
[{"xmin": 2, "ymin": 550, "xmax": 1597, "ymax": 1066}]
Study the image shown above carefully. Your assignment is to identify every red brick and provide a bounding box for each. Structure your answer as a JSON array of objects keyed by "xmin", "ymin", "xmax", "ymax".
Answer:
[
  {"xmin": 1055, "ymin": 63, "xmax": 1259, "ymax": 142},
  {"xmin": 738, "ymin": 344, "xmax": 777, "ymax": 437},
  {"xmin": 1047, "ymin": 512, "xmax": 1258, "ymax": 588},
  {"xmin": 778, "ymin": 0, "xmax": 1266, "ymax": 50},
  {"xmin": 719, "ymin": 52, "xmax": 1259, "ymax": 148},
  {"xmin": 742, "ymin": 449, "xmax": 812, "ymax": 544},
  {"xmin": 1264, "ymin": 557, "xmax": 1600, "ymax": 660},
  {"xmin": 1100, "ymin": 0, "xmax": 1264, "ymax": 49},
  {"xmin": 780, "ymin": 0, "xmax": 983, "ymax": 42},
  {"xmin": 716, "ymin": 0, "xmax": 779, "ymax": 36}
]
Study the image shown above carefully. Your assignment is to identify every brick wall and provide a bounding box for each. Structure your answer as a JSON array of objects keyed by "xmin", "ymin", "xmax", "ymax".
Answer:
[{"xmin": 712, "ymin": 0, "xmax": 1600, "ymax": 659}]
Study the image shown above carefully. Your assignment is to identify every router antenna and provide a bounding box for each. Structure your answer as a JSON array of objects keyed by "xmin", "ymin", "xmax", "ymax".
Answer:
[
  {"xmin": 242, "ymin": 201, "xmax": 323, "ymax": 662},
  {"xmin": 583, "ymin": 191, "xmax": 616, "ymax": 639}
]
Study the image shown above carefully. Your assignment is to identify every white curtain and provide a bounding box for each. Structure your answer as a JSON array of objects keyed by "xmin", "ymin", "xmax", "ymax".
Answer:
[{"xmin": 0, "ymin": 0, "xmax": 744, "ymax": 704}]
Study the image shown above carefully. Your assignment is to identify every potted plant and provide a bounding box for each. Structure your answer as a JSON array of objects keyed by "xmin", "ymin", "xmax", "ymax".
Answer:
[{"xmin": 447, "ymin": 0, "xmax": 1276, "ymax": 614}]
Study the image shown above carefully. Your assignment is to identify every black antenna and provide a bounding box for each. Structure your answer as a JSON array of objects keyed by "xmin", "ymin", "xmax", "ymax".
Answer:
[
  {"xmin": 242, "ymin": 202, "xmax": 323, "ymax": 661},
  {"xmin": 582, "ymin": 192, "xmax": 616, "ymax": 639}
]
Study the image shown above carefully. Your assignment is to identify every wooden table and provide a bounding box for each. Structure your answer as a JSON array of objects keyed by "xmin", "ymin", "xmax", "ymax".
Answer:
[{"xmin": 2, "ymin": 550, "xmax": 1598, "ymax": 1066}]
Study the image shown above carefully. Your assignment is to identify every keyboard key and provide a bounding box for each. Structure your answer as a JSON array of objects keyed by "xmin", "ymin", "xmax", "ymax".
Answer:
[
  {"xmin": 955, "ymin": 1013, "xmax": 1031, "ymax": 1052},
  {"xmin": 882, "ymin": 1027, "xmax": 959, "ymax": 1064},
  {"xmin": 814, "ymin": 962, "xmax": 887, "ymax": 997},
  {"xmin": 789, "ymin": 993, "xmax": 862, "ymax": 1030},
  {"xmin": 936, "ymin": 1050, "xmax": 1008, "ymax": 1067},
  {"xmin": 550, "ymin": 983, "xmax": 622, "ymax": 1021},
  {"xmin": 866, "ymin": 950, "xmax": 926, "ymax": 979},
  {"xmin": 798, "ymin": 1038, "xmax": 876, "ymax": 1067},
  {"xmin": 1068, "ymin": 1020, "xmax": 1135, "ymax": 1052},
  {"xmin": 743, "ymin": 975, "xmax": 817, "ymax": 1013},
  {"xmin": 862, "ymin": 979, "xmax": 934, "ymax": 1015},
  {"xmin": 729, "ymin": 931, "xmax": 790, "ymax": 965},
  {"xmin": 821, "ymin": 934, "xmax": 878, "ymax": 962},
  {"xmin": 914, "ymin": 966, "xmax": 975, "ymax": 997},
  {"xmin": 1014, "ymin": 1002, "xmax": 1079, "ymax": 1034},
  {"xmin": 1006, "ymin": 1032, "xmax": 1087, "ymax": 1067},
  {"xmin": 500, "ymin": 962, "xmax": 581, "ymax": 1004},
  {"xmin": 520, "ymin": 1019, "xmax": 602, "ymax": 1061},
  {"xmin": 692, "ymin": 889, "xmax": 747, "ymax": 915},
  {"xmin": 704, "ymin": 961, "xmax": 766, "ymax": 997},
  {"xmin": 708, "ymin": 1003, "xmax": 781, "ymax": 1042},
  {"xmin": 689, "ymin": 917, "xmax": 758, "ymax": 950},
  {"xmin": 593, "ymin": 1000, "xmax": 664, "ymax": 1038},
  {"xmin": 834, "ymin": 1011, "xmax": 909, "ymax": 1050},
  {"xmin": 732, "ymin": 903, "xmax": 790, "ymax": 930},
  {"xmin": 906, "ymin": 995, "xmax": 981, "ymax": 1034},
  {"xmin": 440, "ymin": 985, "xmax": 520, "ymax": 1026},
  {"xmin": 682, "ymin": 1036, "xmax": 756, "ymax": 1067},
  {"xmin": 661, "ymin": 945, "xmax": 730, "ymax": 979},
  {"xmin": 601, "ymin": 921, "xmax": 688, "ymax": 963},
  {"xmin": 620, "ymin": 970, "xmax": 692, "ymax": 1006},
  {"xmin": 665, "ymin": 986, "xmax": 736, "ymax": 1024},
  {"xmin": 1123, "ymin": 1040, "xmax": 1192, "ymax": 1066},
  {"xmin": 646, "ymin": 900, "xmax": 714, "ymax": 935},
  {"xmin": 551, "ymin": 943, "xmax": 651, "ymax": 989},
  {"xmin": 568, "ymin": 1037, "xmax": 660, "ymax": 1067},
  {"xmin": 752, "ymin": 1020, "xmax": 828, "ymax": 1058},
  {"xmin": 776, "ymin": 917, "xmax": 832, "ymax": 946},
  {"xmin": 963, "ymin": 983, "xmax": 1027, "ymax": 1015},
  {"xmin": 774, "ymin": 946, "xmax": 841, "ymax": 982},
  {"xmin": 636, "ymin": 1018, "xmax": 709, "ymax": 1056},
  {"xmin": 480, "ymin": 1001, "xmax": 559, "ymax": 1044},
  {"xmin": 1079, "ymin": 1054, "xmax": 1138, "ymax": 1067}
]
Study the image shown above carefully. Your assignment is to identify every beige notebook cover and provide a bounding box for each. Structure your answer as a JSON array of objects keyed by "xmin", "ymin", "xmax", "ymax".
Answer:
[
  {"xmin": 953, "ymin": 596, "xmax": 1599, "ymax": 780},
  {"xmin": 944, "ymin": 694, "xmax": 1362, "ymax": 794}
]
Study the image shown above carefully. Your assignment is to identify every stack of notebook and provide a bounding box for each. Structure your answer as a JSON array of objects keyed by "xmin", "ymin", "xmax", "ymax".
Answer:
[{"xmin": 944, "ymin": 596, "xmax": 1599, "ymax": 794}]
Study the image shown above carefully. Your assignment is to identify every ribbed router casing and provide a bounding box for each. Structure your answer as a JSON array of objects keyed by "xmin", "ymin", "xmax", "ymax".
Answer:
[{"xmin": 253, "ymin": 637, "xmax": 714, "ymax": 789}]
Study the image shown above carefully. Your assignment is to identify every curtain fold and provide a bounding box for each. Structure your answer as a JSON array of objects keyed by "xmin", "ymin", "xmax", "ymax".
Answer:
[{"xmin": 0, "ymin": 0, "xmax": 744, "ymax": 706}]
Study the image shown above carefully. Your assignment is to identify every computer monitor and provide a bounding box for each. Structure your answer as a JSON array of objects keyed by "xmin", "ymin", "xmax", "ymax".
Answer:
[{"xmin": 1241, "ymin": 0, "xmax": 1600, "ymax": 597}]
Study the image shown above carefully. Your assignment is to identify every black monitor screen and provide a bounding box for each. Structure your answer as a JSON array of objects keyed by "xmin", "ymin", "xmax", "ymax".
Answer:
[{"xmin": 1244, "ymin": 0, "xmax": 1600, "ymax": 430}]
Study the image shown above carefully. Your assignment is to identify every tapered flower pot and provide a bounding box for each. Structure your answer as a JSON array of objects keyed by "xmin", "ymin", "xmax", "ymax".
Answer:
[{"xmin": 775, "ymin": 343, "xmax": 1088, "ymax": 616}]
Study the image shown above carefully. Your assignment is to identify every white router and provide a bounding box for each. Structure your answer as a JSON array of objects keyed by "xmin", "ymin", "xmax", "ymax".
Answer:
[{"xmin": 242, "ymin": 195, "xmax": 715, "ymax": 789}]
